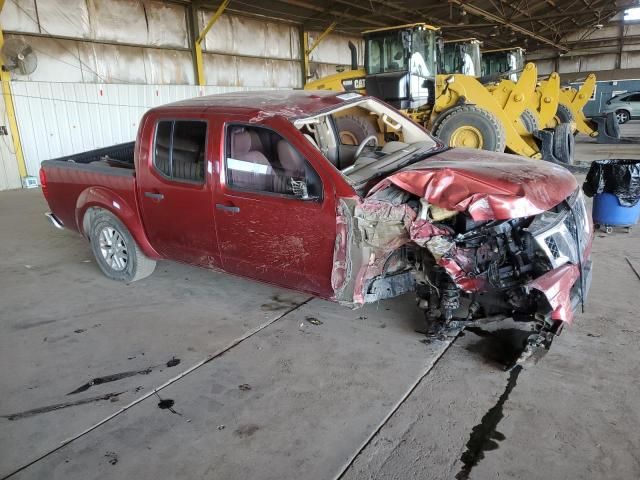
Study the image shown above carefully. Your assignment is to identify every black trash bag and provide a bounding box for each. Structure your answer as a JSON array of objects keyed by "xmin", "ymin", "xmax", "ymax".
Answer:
[{"xmin": 583, "ymin": 159, "xmax": 640, "ymax": 207}]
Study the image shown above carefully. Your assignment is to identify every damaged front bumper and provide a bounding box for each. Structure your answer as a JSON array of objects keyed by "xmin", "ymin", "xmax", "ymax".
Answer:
[{"xmin": 331, "ymin": 184, "xmax": 593, "ymax": 341}]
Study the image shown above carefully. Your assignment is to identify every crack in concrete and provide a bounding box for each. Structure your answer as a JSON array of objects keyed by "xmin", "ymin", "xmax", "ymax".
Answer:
[
  {"xmin": 334, "ymin": 335, "xmax": 459, "ymax": 480},
  {"xmin": 0, "ymin": 297, "xmax": 313, "ymax": 480}
]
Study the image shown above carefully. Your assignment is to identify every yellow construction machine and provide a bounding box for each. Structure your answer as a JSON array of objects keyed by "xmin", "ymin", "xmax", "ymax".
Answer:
[
  {"xmin": 481, "ymin": 47, "xmax": 614, "ymax": 141},
  {"xmin": 305, "ymin": 24, "xmax": 574, "ymax": 164},
  {"xmin": 479, "ymin": 46, "xmax": 572, "ymax": 161}
]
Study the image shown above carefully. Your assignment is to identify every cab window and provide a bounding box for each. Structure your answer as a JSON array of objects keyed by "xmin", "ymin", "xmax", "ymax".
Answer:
[
  {"xmin": 224, "ymin": 125, "xmax": 322, "ymax": 201},
  {"xmin": 154, "ymin": 120, "xmax": 207, "ymax": 183}
]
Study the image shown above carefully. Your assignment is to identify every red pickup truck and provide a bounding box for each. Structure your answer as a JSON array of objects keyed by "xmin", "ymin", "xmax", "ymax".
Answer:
[{"xmin": 41, "ymin": 90, "xmax": 592, "ymax": 356}]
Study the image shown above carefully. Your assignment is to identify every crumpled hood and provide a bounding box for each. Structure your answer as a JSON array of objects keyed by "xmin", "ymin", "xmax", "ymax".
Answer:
[{"xmin": 369, "ymin": 148, "xmax": 578, "ymax": 221}]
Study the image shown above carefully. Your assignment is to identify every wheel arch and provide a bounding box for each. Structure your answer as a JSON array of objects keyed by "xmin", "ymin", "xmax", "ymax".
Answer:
[{"xmin": 75, "ymin": 186, "xmax": 160, "ymax": 259}]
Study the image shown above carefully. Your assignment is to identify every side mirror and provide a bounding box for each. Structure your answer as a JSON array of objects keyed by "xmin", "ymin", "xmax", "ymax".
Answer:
[{"xmin": 290, "ymin": 178, "xmax": 320, "ymax": 201}]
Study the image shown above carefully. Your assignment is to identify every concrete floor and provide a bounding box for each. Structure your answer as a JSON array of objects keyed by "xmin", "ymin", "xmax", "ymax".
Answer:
[
  {"xmin": 575, "ymin": 121, "xmax": 640, "ymax": 162},
  {"xmin": 1, "ymin": 129, "xmax": 639, "ymax": 479}
]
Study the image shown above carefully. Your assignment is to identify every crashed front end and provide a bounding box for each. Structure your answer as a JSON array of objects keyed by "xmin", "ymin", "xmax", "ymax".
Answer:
[{"xmin": 332, "ymin": 149, "xmax": 593, "ymax": 360}]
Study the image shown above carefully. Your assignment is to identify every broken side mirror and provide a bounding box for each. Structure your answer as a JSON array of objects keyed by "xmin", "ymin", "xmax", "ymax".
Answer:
[
  {"xmin": 290, "ymin": 177, "xmax": 321, "ymax": 202},
  {"xmin": 291, "ymin": 163, "xmax": 323, "ymax": 202}
]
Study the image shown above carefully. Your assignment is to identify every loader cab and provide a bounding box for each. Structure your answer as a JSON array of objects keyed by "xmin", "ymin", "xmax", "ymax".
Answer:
[
  {"xmin": 441, "ymin": 38, "xmax": 482, "ymax": 77},
  {"xmin": 481, "ymin": 47, "xmax": 525, "ymax": 82},
  {"xmin": 363, "ymin": 23, "xmax": 439, "ymax": 110}
]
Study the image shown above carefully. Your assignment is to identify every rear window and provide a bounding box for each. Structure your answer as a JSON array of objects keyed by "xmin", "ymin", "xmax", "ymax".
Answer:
[{"xmin": 154, "ymin": 120, "xmax": 207, "ymax": 183}]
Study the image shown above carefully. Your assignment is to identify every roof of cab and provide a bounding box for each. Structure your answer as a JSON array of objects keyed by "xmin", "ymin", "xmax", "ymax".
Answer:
[{"xmin": 152, "ymin": 90, "xmax": 363, "ymax": 120}]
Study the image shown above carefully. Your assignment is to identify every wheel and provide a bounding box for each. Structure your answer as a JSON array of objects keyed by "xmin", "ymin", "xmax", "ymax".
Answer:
[
  {"xmin": 555, "ymin": 103, "xmax": 575, "ymax": 124},
  {"xmin": 615, "ymin": 109, "xmax": 630, "ymax": 124},
  {"xmin": 553, "ymin": 123, "xmax": 575, "ymax": 165},
  {"xmin": 89, "ymin": 210, "xmax": 156, "ymax": 282},
  {"xmin": 594, "ymin": 223, "xmax": 601, "ymax": 230},
  {"xmin": 520, "ymin": 108, "xmax": 539, "ymax": 134},
  {"xmin": 433, "ymin": 105, "xmax": 506, "ymax": 152},
  {"xmin": 605, "ymin": 226, "xmax": 613, "ymax": 234},
  {"xmin": 334, "ymin": 115, "xmax": 377, "ymax": 146}
]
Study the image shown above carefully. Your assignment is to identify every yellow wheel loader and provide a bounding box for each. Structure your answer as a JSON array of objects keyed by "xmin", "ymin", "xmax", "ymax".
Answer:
[
  {"xmin": 305, "ymin": 24, "xmax": 574, "ymax": 164},
  {"xmin": 481, "ymin": 47, "xmax": 627, "ymax": 143},
  {"xmin": 480, "ymin": 46, "xmax": 574, "ymax": 162}
]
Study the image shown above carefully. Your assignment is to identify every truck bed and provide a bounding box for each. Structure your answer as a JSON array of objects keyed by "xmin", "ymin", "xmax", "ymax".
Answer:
[
  {"xmin": 41, "ymin": 142, "xmax": 139, "ymax": 234},
  {"xmin": 49, "ymin": 141, "xmax": 136, "ymax": 169}
]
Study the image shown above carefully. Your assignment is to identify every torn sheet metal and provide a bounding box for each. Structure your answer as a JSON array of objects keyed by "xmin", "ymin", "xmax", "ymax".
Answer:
[
  {"xmin": 369, "ymin": 148, "xmax": 578, "ymax": 221},
  {"xmin": 527, "ymin": 264, "xmax": 580, "ymax": 324}
]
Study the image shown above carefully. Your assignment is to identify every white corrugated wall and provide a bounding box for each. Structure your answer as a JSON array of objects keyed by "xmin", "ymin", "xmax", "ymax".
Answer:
[{"xmin": 11, "ymin": 82, "xmax": 282, "ymax": 177}]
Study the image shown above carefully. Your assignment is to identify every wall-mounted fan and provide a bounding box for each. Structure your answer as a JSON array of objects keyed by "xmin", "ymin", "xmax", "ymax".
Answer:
[{"xmin": 2, "ymin": 37, "xmax": 38, "ymax": 76}]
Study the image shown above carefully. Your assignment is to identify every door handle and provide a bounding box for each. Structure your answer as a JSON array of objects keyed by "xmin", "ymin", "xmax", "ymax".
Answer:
[
  {"xmin": 144, "ymin": 192, "xmax": 164, "ymax": 201},
  {"xmin": 216, "ymin": 203, "xmax": 240, "ymax": 213}
]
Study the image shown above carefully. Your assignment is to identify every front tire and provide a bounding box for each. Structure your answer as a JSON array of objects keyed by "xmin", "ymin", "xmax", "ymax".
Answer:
[
  {"xmin": 89, "ymin": 210, "xmax": 156, "ymax": 282},
  {"xmin": 433, "ymin": 106, "xmax": 506, "ymax": 152},
  {"xmin": 615, "ymin": 109, "xmax": 630, "ymax": 124},
  {"xmin": 553, "ymin": 123, "xmax": 575, "ymax": 165}
]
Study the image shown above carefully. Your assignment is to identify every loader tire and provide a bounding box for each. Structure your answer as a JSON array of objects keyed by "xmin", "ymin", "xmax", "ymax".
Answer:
[
  {"xmin": 334, "ymin": 115, "xmax": 377, "ymax": 146},
  {"xmin": 555, "ymin": 103, "xmax": 575, "ymax": 124},
  {"xmin": 434, "ymin": 106, "xmax": 506, "ymax": 152},
  {"xmin": 520, "ymin": 109, "xmax": 539, "ymax": 134},
  {"xmin": 89, "ymin": 210, "xmax": 156, "ymax": 282},
  {"xmin": 553, "ymin": 123, "xmax": 575, "ymax": 165}
]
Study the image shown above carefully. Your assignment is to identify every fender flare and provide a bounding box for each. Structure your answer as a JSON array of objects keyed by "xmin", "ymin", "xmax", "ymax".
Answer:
[{"xmin": 75, "ymin": 186, "xmax": 161, "ymax": 259}]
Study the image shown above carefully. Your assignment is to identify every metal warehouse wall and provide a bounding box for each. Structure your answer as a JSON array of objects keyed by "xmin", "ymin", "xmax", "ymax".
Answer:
[
  {"xmin": 0, "ymin": 0, "xmax": 363, "ymax": 189},
  {"xmin": 11, "ymin": 82, "xmax": 280, "ymax": 177},
  {"xmin": 1, "ymin": 0, "xmax": 362, "ymax": 87}
]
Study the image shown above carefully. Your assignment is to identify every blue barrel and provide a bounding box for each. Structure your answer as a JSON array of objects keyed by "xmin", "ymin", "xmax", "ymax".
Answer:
[{"xmin": 592, "ymin": 192, "xmax": 640, "ymax": 226}]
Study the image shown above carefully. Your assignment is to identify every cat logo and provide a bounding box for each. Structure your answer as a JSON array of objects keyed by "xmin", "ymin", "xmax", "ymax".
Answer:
[{"xmin": 342, "ymin": 78, "xmax": 366, "ymax": 91}]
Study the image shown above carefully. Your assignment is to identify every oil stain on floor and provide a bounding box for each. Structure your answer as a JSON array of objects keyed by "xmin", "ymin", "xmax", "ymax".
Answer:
[{"xmin": 455, "ymin": 365, "xmax": 523, "ymax": 480}]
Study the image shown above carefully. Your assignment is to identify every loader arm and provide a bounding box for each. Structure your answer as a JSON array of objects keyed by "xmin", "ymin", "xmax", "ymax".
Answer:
[
  {"xmin": 534, "ymin": 72, "xmax": 560, "ymax": 127},
  {"xmin": 559, "ymin": 73, "xmax": 598, "ymax": 137}
]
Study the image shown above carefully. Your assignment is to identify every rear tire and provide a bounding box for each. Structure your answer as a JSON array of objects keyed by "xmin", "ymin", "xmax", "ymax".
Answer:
[
  {"xmin": 89, "ymin": 210, "xmax": 156, "ymax": 282},
  {"xmin": 615, "ymin": 109, "xmax": 630, "ymax": 124},
  {"xmin": 553, "ymin": 123, "xmax": 575, "ymax": 165},
  {"xmin": 520, "ymin": 109, "xmax": 539, "ymax": 134},
  {"xmin": 434, "ymin": 106, "xmax": 506, "ymax": 152}
]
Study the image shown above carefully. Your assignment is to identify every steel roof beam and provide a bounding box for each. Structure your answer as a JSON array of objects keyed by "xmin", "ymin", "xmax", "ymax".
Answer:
[{"xmin": 449, "ymin": 0, "xmax": 568, "ymax": 51}]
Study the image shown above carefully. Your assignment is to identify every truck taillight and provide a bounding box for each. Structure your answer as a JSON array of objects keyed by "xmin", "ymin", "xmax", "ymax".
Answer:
[{"xmin": 39, "ymin": 168, "xmax": 48, "ymax": 199}]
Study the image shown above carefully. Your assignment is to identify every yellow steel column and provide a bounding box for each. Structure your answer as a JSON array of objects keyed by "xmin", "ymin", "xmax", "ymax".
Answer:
[
  {"xmin": 0, "ymin": 22, "xmax": 28, "ymax": 179},
  {"xmin": 194, "ymin": 0, "xmax": 229, "ymax": 86},
  {"xmin": 303, "ymin": 21, "xmax": 337, "ymax": 85}
]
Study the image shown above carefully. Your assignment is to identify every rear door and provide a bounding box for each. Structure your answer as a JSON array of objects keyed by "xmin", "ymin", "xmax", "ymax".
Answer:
[
  {"xmin": 628, "ymin": 93, "xmax": 640, "ymax": 117},
  {"xmin": 137, "ymin": 114, "xmax": 220, "ymax": 267},
  {"xmin": 213, "ymin": 118, "xmax": 337, "ymax": 297}
]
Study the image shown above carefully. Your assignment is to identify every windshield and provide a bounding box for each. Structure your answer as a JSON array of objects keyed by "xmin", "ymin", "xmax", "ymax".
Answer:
[
  {"xmin": 294, "ymin": 97, "xmax": 439, "ymax": 193},
  {"xmin": 366, "ymin": 27, "xmax": 437, "ymax": 77},
  {"xmin": 481, "ymin": 50, "xmax": 524, "ymax": 81},
  {"xmin": 441, "ymin": 41, "xmax": 481, "ymax": 76}
]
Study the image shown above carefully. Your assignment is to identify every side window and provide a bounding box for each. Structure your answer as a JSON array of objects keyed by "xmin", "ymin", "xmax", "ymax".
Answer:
[
  {"xmin": 225, "ymin": 125, "xmax": 322, "ymax": 200},
  {"xmin": 628, "ymin": 94, "xmax": 640, "ymax": 102},
  {"xmin": 153, "ymin": 120, "xmax": 207, "ymax": 183}
]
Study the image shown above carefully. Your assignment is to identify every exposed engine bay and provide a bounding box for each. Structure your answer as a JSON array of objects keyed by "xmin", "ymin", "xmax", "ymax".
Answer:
[
  {"xmin": 294, "ymin": 95, "xmax": 592, "ymax": 366},
  {"xmin": 332, "ymin": 176, "xmax": 592, "ymax": 366}
]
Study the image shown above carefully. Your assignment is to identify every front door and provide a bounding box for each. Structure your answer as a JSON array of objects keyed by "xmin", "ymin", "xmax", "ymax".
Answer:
[
  {"xmin": 137, "ymin": 116, "xmax": 220, "ymax": 267},
  {"xmin": 213, "ymin": 122, "xmax": 336, "ymax": 297}
]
